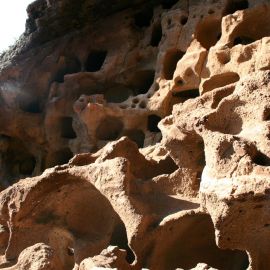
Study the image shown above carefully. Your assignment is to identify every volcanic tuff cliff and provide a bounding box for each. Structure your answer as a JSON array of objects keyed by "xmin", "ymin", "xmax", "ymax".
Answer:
[{"xmin": 0, "ymin": 0, "xmax": 269, "ymax": 269}]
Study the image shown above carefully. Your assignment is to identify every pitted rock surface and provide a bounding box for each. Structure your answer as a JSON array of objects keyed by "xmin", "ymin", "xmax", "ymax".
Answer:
[{"xmin": 0, "ymin": 0, "xmax": 269, "ymax": 269}]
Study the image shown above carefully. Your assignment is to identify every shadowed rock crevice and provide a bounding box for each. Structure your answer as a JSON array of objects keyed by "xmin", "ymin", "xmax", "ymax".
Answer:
[
  {"xmin": 163, "ymin": 50, "xmax": 185, "ymax": 80},
  {"xmin": 85, "ymin": 51, "xmax": 107, "ymax": 72},
  {"xmin": 148, "ymin": 214, "xmax": 249, "ymax": 270}
]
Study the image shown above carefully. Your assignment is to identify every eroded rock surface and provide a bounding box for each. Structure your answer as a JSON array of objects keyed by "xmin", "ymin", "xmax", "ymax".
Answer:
[{"xmin": 0, "ymin": 0, "xmax": 269, "ymax": 269}]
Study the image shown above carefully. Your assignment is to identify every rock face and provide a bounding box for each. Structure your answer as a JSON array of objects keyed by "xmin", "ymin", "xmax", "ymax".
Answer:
[{"xmin": 0, "ymin": 0, "xmax": 269, "ymax": 269}]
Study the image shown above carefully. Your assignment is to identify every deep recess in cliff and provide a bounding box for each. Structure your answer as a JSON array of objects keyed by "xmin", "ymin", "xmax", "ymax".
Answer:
[{"xmin": 0, "ymin": 0, "xmax": 269, "ymax": 269}]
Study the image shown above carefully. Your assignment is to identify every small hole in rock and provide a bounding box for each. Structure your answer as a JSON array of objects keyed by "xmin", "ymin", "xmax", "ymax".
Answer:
[
  {"xmin": 130, "ymin": 70, "xmax": 155, "ymax": 95},
  {"xmin": 195, "ymin": 17, "xmax": 222, "ymax": 49},
  {"xmin": 148, "ymin": 115, "xmax": 162, "ymax": 132},
  {"xmin": 163, "ymin": 50, "xmax": 185, "ymax": 80},
  {"xmin": 134, "ymin": 7, "xmax": 153, "ymax": 28},
  {"xmin": 151, "ymin": 23, "xmax": 162, "ymax": 47},
  {"xmin": 161, "ymin": 0, "xmax": 178, "ymax": 9},
  {"xmin": 18, "ymin": 96, "xmax": 42, "ymax": 113},
  {"xmin": 262, "ymin": 107, "xmax": 270, "ymax": 121},
  {"xmin": 176, "ymin": 78, "xmax": 184, "ymax": 86},
  {"xmin": 67, "ymin": 247, "xmax": 74, "ymax": 256},
  {"xmin": 110, "ymin": 217, "xmax": 136, "ymax": 264},
  {"xmin": 123, "ymin": 129, "xmax": 145, "ymax": 148},
  {"xmin": 22, "ymin": 100, "xmax": 41, "ymax": 113},
  {"xmin": 233, "ymin": 36, "xmax": 255, "ymax": 46},
  {"xmin": 105, "ymin": 85, "xmax": 133, "ymax": 103},
  {"xmin": 49, "ymin": 148, "xmax": 73, "ymax": 167},
  {"xmin": 60, "ymin": 117, "xmax": 77, "ymax": 139},
  {"xmin": 19, "ymin": 156, "xmax": 36, "ymax": 175},
  {"xmin": 139, "ymin": 101, "xmax": 146, "ymax": 109},
  {"xmin": 154, "ymin": 83, "xmax": 159, "ymax": 91},
  {"xmin": 85, "ymin": 51, "xmax": 107, "ymax": 72},
  {"xmin": 253, "ymin": 151, "xmax": 270, "ymax": 167},
  {"xmin": 225, "ymin": 0, "xmax": 249, "ymax": 14},
  {"xmin": 173, "ymin": 89, "xmax": 200, "ymax": 99},
  {"xmin": 96, "ymin": 117, "xmax": 123, "ymax": 141},
  {"xmin": 54, "ymin": 57, "xmax": 81, "ymax": 83},
  {"xmin": 180, "ymin": 16, "xmax": 188, "ymax": 25}
]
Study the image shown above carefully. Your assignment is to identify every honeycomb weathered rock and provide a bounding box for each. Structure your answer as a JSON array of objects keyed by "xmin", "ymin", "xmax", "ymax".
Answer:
[{"xmin": 0, "ymin": 0, "xmax": 270, "ymax": 269}]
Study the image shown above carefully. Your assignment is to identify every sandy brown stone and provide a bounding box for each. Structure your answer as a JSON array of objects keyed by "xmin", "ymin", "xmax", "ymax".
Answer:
[{"xmin": 0, "ymin": 0, "xmax": 270, "ymax": 269}]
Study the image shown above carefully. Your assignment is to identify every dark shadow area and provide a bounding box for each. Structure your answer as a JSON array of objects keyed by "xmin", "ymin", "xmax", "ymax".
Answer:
[
  {"xmin": 60, "ymin": 117, "xmax": 77, "ymax": 139},
  {"xmin": 85, "ymin": 51, "xmax": 107, "ymax": 72},
  {"xmin": 151, "ymin": 22, "xmax": 162, "ymax": 47},
  {"xmin": 252, "ymin": 151, "xmax": 270, "ymax": 166},
  {"xmin": 233, "ymin": 36, "xmax": 255, "ymax": 46},
  {"xmin": 147, "ymin": 115, "xmax": 162, "ymax": 132},
  {"xmin": 224, "ymin": 0, "xmax": 249, "ymax": 15},
  {"xmin": 123, "ymin": 129, "xmax": 145, "ymax": 148},
  {"xmin": 0, "ymin": 136, "xmax": 36, "ymax": 186},
  {"xmin": 96, "ymin": 117, "xmax": 124, "ymax": 141},
  {"xmin": 130, "ymin": 70, "xmax": 155, "ymax": 95},
  {"xmin": 148, "ymin": 214, "xmax": 249, "ymax": 270},
  {"xmin": 110, "ymin": 216, "xmax": 136, "ymax": 264},
  {"xmin": 173, "ymin": 89, "xmax": 200, "ymax": 99},
  {"xmin": 104, "ymin": 85, "xmax": 133, "ymax": 103},
  {"xmin": 195, "ymin": 17, "xmax": 221, "ymax": 50},
  {"xmin": 134, "ymin": 7, "xmax": 153, "ymax": 28},
  {"xmin": 163, "ymin": 50, "xmax": 184, "ymax": 80},
  {"xmin": 17, "ymin": 95, "xmax": 42, "ymax": 113},
  {"xmin": 161, "ymin": 0, "xmax": 178, "ymax": 9},
  {"xmin": 54, "ymin": 57, "xmax": 81, "ymax": 83},
  {"xmin": 47, "ymin": 148, "xmax": 73, "ymax": 167}
]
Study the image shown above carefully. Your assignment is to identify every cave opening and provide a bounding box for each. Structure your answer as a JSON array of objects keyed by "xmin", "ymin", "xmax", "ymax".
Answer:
[
  {"xmin": 173, "ymin": 89, "xmax": 200, "ymax": 99},
  {"xmin": 161, "ymin": 0, "xmax": 178, "ymax": 9},
  {"xmin": 151, "ymin": 23, "xmax": 162, "ymax": 47},
  {"xmin": 163, "ymin": 50, "xmax": 185, "ymax": 80},
  {"xmin": 134, "ymin": 7, "xmax": 153, "ymax": 28},
  {"xmin": 19, "ymin": 156, "xmax": 36, "ymax": 175},
  {"xmin": 18, "ymin": 96, "xmax": 42, "ymax": 114},
  {"xmin": 148, "ymin": 214, "xmax": 249, "ymax": 270},
  {"xmin": 0, "ymin": 136, "xmax": 37, "ymax": 186},
  {"xmin": 225, "ymin": 0, "xmax": 249, "ymax": 15},
  {"xmin": 233, "ymin": 36, "xmax": 255, "ymax": 46},
  {"xmin": 96, "ymin": 117, "xmax": 124, "ymax": 141},
  {"xmin": 85, "ymin": 51, "xmax": 107, "ymax": 72},
  {"xmin": 148, "ymin": 115, "xmax": 162, "ymax": 133},
  {"xmin": 252, "ymin": 151, "xmax": 270, "ymax": 167},
  {"xmin": 54, "ymin": 57, "xmax": 81, "ymax": 83},
  {"xmin": 195, "ymin": 18, "xmax": 221, "ymax": 50},
  {"xmin": 48, "ymin": 148, "xmax": 74, "ymax": 167},
  {"xmin": 131, "ymin": 70, "xmax": 155, "ymax": 95},
  {"xmin": 60, "ymin": 117, "xmax": 77, "ymax": 139},
  {"xmin": 104, "ymin": 85, "xmax": 133, "ymax": 103},
  {"xmin": 180, "ymin": 15, "xmax": 188, "ymax": 25},
  {"xmin": 110, "ymin": 217, "xmax": 136, "ymax": 264},
  {"xmin": 123, "ymin": 129, "xmax": 145, "ymax": 148}
]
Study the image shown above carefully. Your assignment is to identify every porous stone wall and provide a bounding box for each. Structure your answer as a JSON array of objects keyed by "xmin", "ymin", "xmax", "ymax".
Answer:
[{"xmin": 0, "ymin": 0, "xmax": 269, "ymax": 269}]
